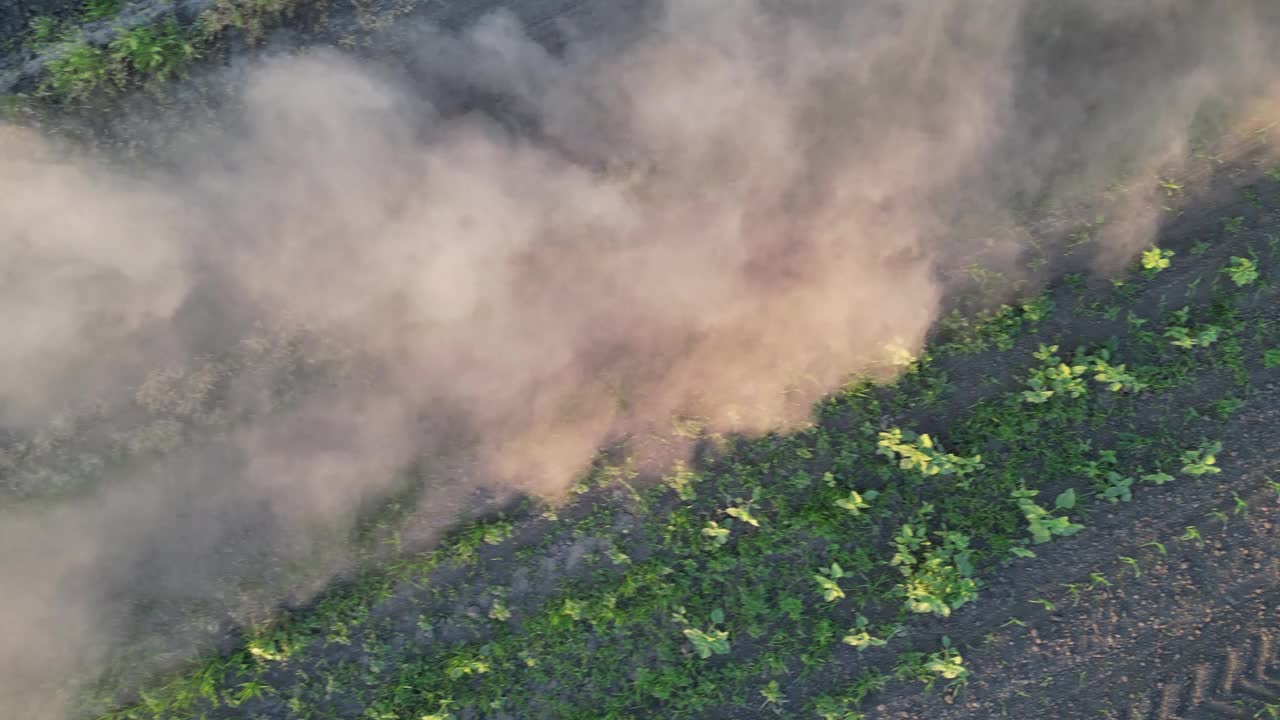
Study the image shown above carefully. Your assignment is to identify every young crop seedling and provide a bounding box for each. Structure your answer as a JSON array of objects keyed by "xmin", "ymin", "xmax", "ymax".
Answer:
[
  {"xmin": 1181, "ymin": 441, "xmax": 1223, "ymax": 477},
  {"xmin": 842, "ymin": 614, "xmax": 893, "ymax": 650},
  {"xmin": 1089, "ymin": 349, "xmax": 1147, "ymax": 393},
  {"xmin": 1166, "ymin": 324, "xmax": 1222, "ymax": 350},
  {"xmin": 1264, "ymin": 348, "xmax": 1280, "ymax": 368},
  {"xmin": 835, "ymin": 488, "xmax": 878, "ymax": 515},
  {"xmin": 814, "ymin": 563, "xmax": 849, "ymax": 602},
  {"xmin": 1095, "ymin": 472, "xmax": 1134, "ymax": 503},
  {"xmin": 1141, "ymin": 246, "xmax": 1174, "ymax": 274},
  {"xmin": 702, "ymin": 521, "xmax": 731, "ymax": 547},
  {"xmin": 1223, "ymin": 216, "xmax": 1246, "ymax": 235},
  {"xmin": 759, "ymin": 680, "xmax": 787, "ymax": 713},
  {"xmin": 877, "ymin": 428, "xmax": 983, "ymax": 478},
  {"xmin": 681, "ymin": 608, "xmax": 731, "ymax": 659},
  {"xmin": 891, "ymin": 523, "xmax": 979, "ymax": 616},
  {"xmin": 895, "ymin": 637, "xmax": 968, "ymax": 690},
  {"xmin": 1181, "ymin": 526, "xmax": 1204, "ymax": 545},
  {"xmin": 1223, "ymin": 256, "xmax": 1260, "ymax": 287},
  {"xmin": 1022, "ymin": 345, "xmax": 1089, "ymax": 403},
  {"xmin": 1010, "ymin": 488, "xmax": 1084, "ymax": 545}
]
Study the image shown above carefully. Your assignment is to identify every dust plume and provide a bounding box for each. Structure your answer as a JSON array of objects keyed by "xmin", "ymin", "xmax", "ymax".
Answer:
[{"xmin": 1, "ymin": 0, "xmax": 1278, "ymax": 716}]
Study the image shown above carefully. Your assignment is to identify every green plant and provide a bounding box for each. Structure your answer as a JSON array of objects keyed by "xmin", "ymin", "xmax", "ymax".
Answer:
[
  {"xmin": 1158, "ymin": 178, "xmax": 1183, "ymax": 196},
  {"xmin": 759, "ymin": 680, "xmax": 787, "ymax": 712},
  {"xmin": 891, "ymin": 523, "xmax": 979, "ymax": 616},
  {"xmin": 1022, "ymin": 345, "xmax": 1089, "ymax": 403},
  {"xmin": 682, "ymin": 626, "xmax": 730, "ymax": 659},
  {"xmin": 877, "ymin": 428, "xmax": 983, "ymax": 477},
  {"xmin": 1140, "ymin": 247, "xmax": 1174, "ymax": 273},
  {"xmin": 1181, "ymin": 441, "xmax": 1223, "ymax": 477},
  {"xmin": 1166, "ymin": 324, "xmax": 1222, "ymax": 349},
  {"xmin": 41, "ymin": 37, "xmax": 110, "ymax": 100},
  {"xmin": 1010, "ymin": 488, "xmax": 1084, "ymax": 544},
  {"xmin": 812, "ymin": 695, "xmax": 865, "ymax": 720},
  {"xmin": 1090, "ymin": 350, "xmax": 1146, "ymax": 393},
  {"xmin": 1263, "ymin": 348, "xmax": 1280, "ymax": 368},
  {"xmin": 701, "ymin": 521, "xmax": 730, "ymax": 547},
  {"xmin": 1095, "ymin": 471, "xmax": 1134, "ymax": 503},
  {"xmin": 1223, "ymin": 216, "xmax": 1246, "ymax": 235},
  {"xmin": 82, "ymin": 0, "xmax": 123, "ymax": 21},
  {"xmin": 834, "ymin": 489, "xmax": 878, "ymax": 515},
  {"xmin": 842, "ymin": 614, "xmax": 890, "ymax": 650},
  {"xmin": 814, "ymin": 563, "xmax": 848, "ymax": 602},
  {"xmin": 28, "ymin": 16, "xmax": 63, "ymax": 45},
  {"xmin": 895, "ymin": 637, "xmax": 968, "ymax": 689},
  {"xmin": 1223, "ymin": 256, "xmax": 1260, "ymax": 287},
  {"xmin": 108, "ymin": 19, "xmax": 198, "ymax": 82}
]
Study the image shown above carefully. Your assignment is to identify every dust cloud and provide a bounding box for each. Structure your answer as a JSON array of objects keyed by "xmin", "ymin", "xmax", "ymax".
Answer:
[{"xmin": 1, "ymin": 0, "xmax": 1279, "ymax": 716}]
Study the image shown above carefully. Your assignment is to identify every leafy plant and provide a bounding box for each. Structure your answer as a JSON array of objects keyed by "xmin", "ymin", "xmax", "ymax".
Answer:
[
  {"xmin": 891, "ymin": 524, "xmax": 979, "ymax": 616},
  {"xmin": 1223, "ymin": 216, "xmax": 1246, "ymax": 235},
  {"xmin": 877, "ymin": 428, "xmax": 983, "ymax": 477},
  {"xmin": 1140, "ymin": 247, "xmax": 1174, "ymax": 273},
  {"xmin": 834, "ymin": 489, "xmax": 878, "ymax": 515},
  {"xmin": 1181, "ymin": 441, "xmax": 1223, "ymax": 476},
  {"xmin": 895, "ymin": 637, "xmax": 968, "ymax": 689},
  {"xmin": 682, "ymin": 625, "xmax": 730, "ymax": 659},
  {"xmin": 814, "ymin": 563, "xmax": 849, "ymax": 602},
  {"xmin": 1264, "ymin": 348, "xmax": 1280, "ymax": 368},
  {"xmin": 1095, "ymin": 472, "xmax": 1134, "ymax": 503},
  {"xmin": 41, "ymin": 37, "xmax": 110, "ymax": 100},
  {"xmin": 108, "ymin": 20, "xmax": 198, "ymax": 82},
  {"xmin": 1166, "ymin": 324, "xmax": 1222, "ymax": 349},
  {"xmin": 701, "ymin": 521, "xmax": 731, "ymax": 547},
  {"xmin": 1223, "ymin": 256, "xmax": 1260, "ymax": 287},
  {"xmin": 1022, "ymin": 345, "xmax": 1089, "ymax": 403},
  {"xmin": 1089, "ymin": 349, "xmax": 1146, "ymax": 393},
  {"xmin": 842, "ymin": 614, "xmax": 890, "ymax": 650},
  {"xmin": 1011, "ymin": 488, "xmax": 1084, "ymax": 543}
]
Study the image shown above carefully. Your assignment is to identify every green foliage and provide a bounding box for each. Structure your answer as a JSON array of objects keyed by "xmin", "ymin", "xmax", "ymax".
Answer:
[
  {"xmin": 82, "ymin": 0, "xmax": 123, "ymax": 21},
  {"xmin": 1181, "ymin": 441, "xmax": 1223, "ymax": 476},
  {"xmin": 1010, "ymin": 488, "xmax": 1084, "ymax": 543},
  {"xmin": 813, "ymin": 563, "xmax": 848, "ymax": 602},
  {"xmin": 1223, "ymin": 256, "xmax": 1260, "ymax": 287},
  {"xmin": 895, "ymin": 637, "xmax": 968, "ymax": 689},
  {"xmin": 1264, "ymin": 348, "xmax": 1280, "ymax": 368},
  {"xmin": 664, "ymin": 461, "xmax": 700, "ymax": 501},
  {"xmin": 28, "ymin": 16, "xmax": 64, "ymax": 46},
  {"xmin": 701, "ymin": 520, "xmax": 730, "ymax": 547},
  {"xmin": 1141, "ymin": 247, "xmax": 1174, "ymax": 273},
  {"xmin": 841, "ymin": 614, "xmax": 891, "ymax": 650},
  {"xmin": 834, "ymin": 488, "xmax": 877, "ymax": 515},
  {"xmin": 877, "ymin": 428, "xmax": 983, "ymax": 477},
  {"xmin": 1223, "ymin": 216, "xmax": 1246, "ymax": 235},
  {"xmin": 108, "ymin": 19, "xmax": 197, "ymax": 82},
  {"xmin": 1022, "ymin": 345, "xmax": 1088, "ymax": 403},
  {"xmin": 1166, "ymin": 324, "xmax": 1222, "ymax": 349},
  {"xmin": 891, "ymin": 521, "xmax": 979, "ymax": 616},
  {"xmin": 41, "ymin": 37, "xmax": 110, "ymax": 100},
  {"xmin": 681, "ymin": 609, "xmax": 731, "ymax": 659}
]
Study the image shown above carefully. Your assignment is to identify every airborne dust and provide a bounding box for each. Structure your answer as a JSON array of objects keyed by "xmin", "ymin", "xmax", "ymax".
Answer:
[{"xmin": 2, "ymin": 0, "xmax": 1279, "ymax": 716}]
